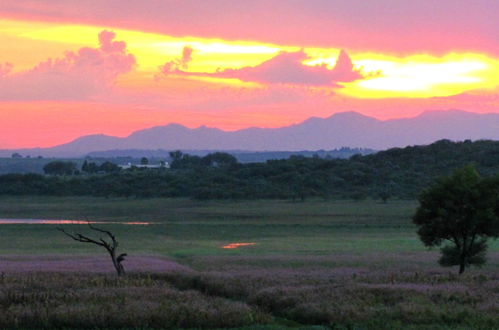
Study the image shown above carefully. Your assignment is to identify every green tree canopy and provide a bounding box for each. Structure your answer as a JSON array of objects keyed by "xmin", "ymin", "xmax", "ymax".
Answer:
[
  {"xmin": 81, "ymin": 160, "xmax": 99, "ymax": 174},
  {"xmin": 413, "ymin": 166, "xmax": 499, "ymax": 274},
  {"xmin": 202, "ymin": 152, "xmax": 238, "ymax": 168},
  {"xmin": 99, "ymin": 161, "xmax": 120, "ymax": 173},
  {"xmin": 43, "ymin": 161, "xmax": 77, "ymax": 176}
]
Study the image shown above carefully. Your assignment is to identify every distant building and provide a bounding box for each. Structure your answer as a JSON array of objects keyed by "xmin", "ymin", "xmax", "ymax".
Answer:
[{"xmin": 118, "ymin": 162, "xmax": 170, "ymax": 170}]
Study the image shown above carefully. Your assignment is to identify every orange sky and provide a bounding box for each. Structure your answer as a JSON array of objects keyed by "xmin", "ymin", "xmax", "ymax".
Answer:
[{"xmin": 1, "ymin": 1, "xmax": 499, "ymax": 148}]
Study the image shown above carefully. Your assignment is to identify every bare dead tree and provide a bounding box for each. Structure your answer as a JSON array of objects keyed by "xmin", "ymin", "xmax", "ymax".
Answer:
[{"xmin": 57, "ymin": 222, "xmax": 127, "ymax": 276}]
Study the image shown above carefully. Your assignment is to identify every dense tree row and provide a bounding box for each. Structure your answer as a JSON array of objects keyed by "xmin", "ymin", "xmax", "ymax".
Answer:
[{"xmin": 1, "ymin": 140, "xmax": 499, "ymax": 200}]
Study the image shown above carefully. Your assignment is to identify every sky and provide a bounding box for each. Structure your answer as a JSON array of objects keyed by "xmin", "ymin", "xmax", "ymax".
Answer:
[{"xmin": 1, "ymin": 0, "xmax": 499, "ymax": 148}]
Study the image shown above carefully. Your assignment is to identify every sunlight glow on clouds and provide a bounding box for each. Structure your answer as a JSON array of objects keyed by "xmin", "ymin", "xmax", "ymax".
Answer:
[
  {"xmin": 158, "ymin": 49, "xmax": 364, "ymax": 88},
  {"xmin": 2, "ymin": 19, "xmax": 284, "ymax": 72},
  {"xmin": 0, "ymin": 0, "xmax": 499, "ymax": 148},
  {"xmin": 211, "ymin": 49, "xmax": 364, "ymax": 86},
  {"xmin": 2, "ymin": 18, "xmax": 497, "ymax": 100},
  {"xmin": 344, "ymin": 54, "xmax": 498, "ymax": 98},
  {"xmin": 0, "ymin": 30, "xmax": 135, "ymax": 100}
]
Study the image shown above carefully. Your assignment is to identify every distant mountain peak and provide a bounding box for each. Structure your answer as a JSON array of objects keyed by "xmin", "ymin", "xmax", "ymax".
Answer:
[
  {"xmin": 324, "ymin": 111, "xmax": 380, "ymax": 124},
  {"xmin": 418, "ymin": 109, "xmax": 472, "ymax": 117},
  {"xmin": 63, "ymin": 134, "xmax": 118, "ymax": 144},
  {"xmin": 331, "ymin": 110, "xmax": 367, "ymax": 118},
  {"xmin": 2, "ymin": 109, "xmax": 499, "ymax": 157},
  {"xmin": 300, "ymin": 111, "xmax": 375, "ymax": 126}
]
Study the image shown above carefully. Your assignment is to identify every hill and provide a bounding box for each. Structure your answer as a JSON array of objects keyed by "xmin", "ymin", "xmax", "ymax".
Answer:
[{"xmin": 2, "ymin": 110, "xmax": 499, "ymax": 157}]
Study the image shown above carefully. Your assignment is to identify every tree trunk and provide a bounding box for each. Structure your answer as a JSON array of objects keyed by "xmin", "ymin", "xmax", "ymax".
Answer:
[
  {"xmin": 458, "ymin": 237, "xmax": 467, "ymax": 275},
  {"xmin": 459, "ymin": 247, "xmax": 466, "ymax": 274},
  {"xmin": 109, "ymin": 251, "xmax": 125, "ymax": 276},
  {"xmin": 459, "ymin": 261, "xmax": 465, "ymax": 274}
]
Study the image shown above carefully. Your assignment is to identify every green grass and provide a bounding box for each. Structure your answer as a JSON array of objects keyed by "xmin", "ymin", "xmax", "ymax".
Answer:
[
  {"xmin": 0, "ymin": 197, "xmax": 422, "ymax": 255},
  {"xmin": 0, "ymin": 196, "xmax": 417, "ymax": 222},
  {"xmin": 0, "ymin": 196, "xmax": 497, "ymax": 257},
  {"xmin": 0, "ymin": 196, "xmax": 498, "ymax": 329}
]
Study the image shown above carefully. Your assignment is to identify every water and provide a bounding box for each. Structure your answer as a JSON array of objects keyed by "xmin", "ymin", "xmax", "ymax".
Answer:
[
  {"xmin": 222, "ymin": 242, "xmax": 257, "ymax": 249},
  {"xmin": 1, "ymin": 220, "xmax": 258, "ymax": 250},
  {"xmin": 0, "ymin": 219, "xmax": 152, "ymax": 225}
]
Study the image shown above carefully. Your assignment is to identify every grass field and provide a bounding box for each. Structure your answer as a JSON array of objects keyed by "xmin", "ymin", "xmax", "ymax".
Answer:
[
  {"xmin": 0, "ymin": 197, "xmax": 423, "ymax": 255},
  {"xmin": 0, "ymin": 196, "xmax": 498, "ymax": 329}
]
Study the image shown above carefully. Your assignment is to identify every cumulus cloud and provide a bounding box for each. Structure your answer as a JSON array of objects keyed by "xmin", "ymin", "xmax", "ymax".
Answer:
[
  {"xmin": 0, "ymin": 30, "xmax": 135, "ymax": 100},
  {"xmin": 159, "ymin": 49, "xmax": 365, "ymax": 87},
  {"xmin": 181, "ymin": 46, "xmax": 194, "ymax": 67},
  {"xmin": 159, "ymin": 46, "xmax": 194, "ymax": 75},
  {"xmin": 329, "ymin": 50, "xmax": 364, "ymax": 82},
  {"xmin": 98, "ymin": 30, "xmax": 127, "ymax": 53},
  {"xmin": 0, "ymin": 62, "xmax": 13, "ymax": 77},
  {"xmin": 218, "ymin": 49, "xmax": 364, "ymax": 86}
]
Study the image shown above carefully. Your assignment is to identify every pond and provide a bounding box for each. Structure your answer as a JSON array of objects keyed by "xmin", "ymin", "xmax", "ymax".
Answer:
[
  {"xmin": 0, "ymin": 219, "xmax": 152, "ymax": 225},
  {"xmin": 222, "ymin": 242, "xmax": 257, "ymax": 249}
]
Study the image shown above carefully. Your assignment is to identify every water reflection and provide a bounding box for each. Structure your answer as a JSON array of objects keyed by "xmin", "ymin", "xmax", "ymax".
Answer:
[
  {"xmin": 222, "ymin": 242, "xmax": 257, "ymax": 249},
  {"xmin": 0, "ymin": 219, "xmax": 152, "ymax": 225}
]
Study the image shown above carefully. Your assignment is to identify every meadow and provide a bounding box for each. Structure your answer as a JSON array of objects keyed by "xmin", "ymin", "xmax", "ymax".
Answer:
[{"xmin": 0, "ymin": 197, "xmax": 498, "ymax": 329}]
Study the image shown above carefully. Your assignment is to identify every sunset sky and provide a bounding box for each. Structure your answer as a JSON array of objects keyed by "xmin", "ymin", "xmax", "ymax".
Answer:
[{"xmin": 1, "ymin": 0, "xmax": 499, "ymax": 148}]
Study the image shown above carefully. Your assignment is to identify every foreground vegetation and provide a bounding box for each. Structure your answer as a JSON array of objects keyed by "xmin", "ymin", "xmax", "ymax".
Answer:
[
  {"xmin": 0, "ymin": 197, "xmax": 498, "ymax": 328},
  {"xmin": 1, "ymin": 261, "xmax": 498, "ymax": 329}
]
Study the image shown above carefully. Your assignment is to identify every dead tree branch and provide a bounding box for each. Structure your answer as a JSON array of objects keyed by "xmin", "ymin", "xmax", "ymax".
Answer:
[{"xmin": 57, "ymin": 222, "xmax": 127, "ymax": 276}]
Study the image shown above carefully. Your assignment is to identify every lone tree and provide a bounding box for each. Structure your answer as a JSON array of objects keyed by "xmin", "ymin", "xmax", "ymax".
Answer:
[
  {"xmin": 413, "ymin": 166, "xmax": 499, "ymax": 274},
  {"xmin": 58, "ymin": 223, "xmax": 127, "ymax": 276}
]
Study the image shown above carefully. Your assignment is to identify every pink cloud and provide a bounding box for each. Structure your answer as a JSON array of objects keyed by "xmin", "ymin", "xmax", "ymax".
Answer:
[
  {"xmin": 0, "ymin": 62, "xmax": 13, "ymax": 77},
  {"xmin": 98, "ymin": 30, "xmax": 127, "ymax": 53},
  {"xmin": 180, "ymin": 46, "xmax": 194, "ymax": 68},
  {"xmin": 1, "ymin": 1, "xmax": 498, "ymax": 55},
  {"xmin": 329, "ymin": 50, "xmax": 363, "ymax": 82},
  {"xmin": 0, "ymin": 30, "xmax": 135, "ymax": 100},
  {"xmin": 161, "ymin": 49, "xmax": 364, "ymax": 87},
  {"xmin": 159, "ymin": 46, "xmax": 194, "ymax": 75}
]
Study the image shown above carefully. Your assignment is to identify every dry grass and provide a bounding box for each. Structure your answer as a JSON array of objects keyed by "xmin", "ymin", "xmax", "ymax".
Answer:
[
  {"xmin": 0, "ymin": 255, "xmax": 191, "ymax": 274},
  {"xmin": 0, "ymin": 271, "xmax": 271, "ymax": 329},
  {"xmin": 1, "ymin": 254, "xmax": 497, "ymax": 329}
]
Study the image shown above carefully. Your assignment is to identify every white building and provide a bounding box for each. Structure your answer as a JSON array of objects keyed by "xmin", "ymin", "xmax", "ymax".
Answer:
[{"xmin": 119, "ymin": 162, "xmax": 170, "ymax": 170}]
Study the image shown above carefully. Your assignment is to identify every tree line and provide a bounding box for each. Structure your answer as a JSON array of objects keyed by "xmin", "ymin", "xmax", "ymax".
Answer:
[{"xmin": 1, "ymin": 139, "xmax": 499, "ymax": 200}]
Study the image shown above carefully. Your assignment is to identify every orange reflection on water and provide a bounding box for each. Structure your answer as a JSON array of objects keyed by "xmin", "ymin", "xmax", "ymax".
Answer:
[
  {"xmin": 122, "ymin": 222, "xmax": 151, "ymax": 225},
  {"xmin": 222, "ymin": 242, "xmax": 257, "ymax": 249},
  {"xmin": 39, "ymin": 220, "xmax": 96, "ymax": 224},
  {"xmin": 0, "ymin": 219, "xmax": 152, "ymax": 225}
]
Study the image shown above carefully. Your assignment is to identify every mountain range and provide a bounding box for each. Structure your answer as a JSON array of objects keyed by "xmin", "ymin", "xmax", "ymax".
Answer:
[{"xmin": 2, "ymin": 110, "xmax": 499, "ymax": 157}]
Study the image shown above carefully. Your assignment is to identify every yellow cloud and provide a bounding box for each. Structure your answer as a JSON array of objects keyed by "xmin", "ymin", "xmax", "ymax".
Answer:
[
  {"xmin": 2, "ymin": 19, "xmax": 285, "ymax": 73},
  {"xmin": 2, "ymin": 18, "xmax": 499, "ymax": 99},
  {"xmin": 340, "ymin": 53, "xmax": 499, "ymax": 98}
]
